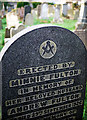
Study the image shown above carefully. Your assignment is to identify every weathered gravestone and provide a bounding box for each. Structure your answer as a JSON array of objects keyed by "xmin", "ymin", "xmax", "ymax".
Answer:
[
  {"xmin": 23, "ymin": 5, "xmax": 31, "ymax": 22},
  {"xmin": 10, "ymin": 24, "xmax": 25, "ymax": 37},
  {"xmin": 0, "ymin": 25, "xmax": 87, "ymax": 120},
  {"xmin": 40, "ymin": 3, "xmax": 48, "ymax": 19},
  {"xmin": 37, "ymin": 5, "xmax": 41, "ymax": 18},
  {"xmin": 53, "ymin": 5, "xmax": 63, "ymax": 23},
  {"xmin": 74, "ymin": 0, "xmax": 87, "ymax": 49},
  {"xmin": 25, "ymin": 13, "xmax": 33, "ymax": 26},
  {"xmin": 62, "ymin": 3, "xmax": 68, "ymax": 16}
]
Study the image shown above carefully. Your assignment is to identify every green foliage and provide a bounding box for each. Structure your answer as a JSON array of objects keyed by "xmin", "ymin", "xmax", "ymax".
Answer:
[
  {"xmin": 73, "ymin": 2, "xmax": 79, "ymax": 9},
  {"xmin": 48, "ymin": 3, "xmax": 54, "ymax": 5},
  {"xmin": 32, "ymin": 2, "xmax": 41, "ymax": 8},
  {"xmin": 17, "ymin": 2, "xmax": 29, "ymax": 8}
]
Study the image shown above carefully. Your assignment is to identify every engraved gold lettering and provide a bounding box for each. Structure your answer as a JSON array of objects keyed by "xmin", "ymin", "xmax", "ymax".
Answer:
[
  {"xmin": 5, "ymin": 85, "xmax": 83, "ymax": 106},
  {"xmin": 8, "ymin": 108, "xmax": 77, "ymax": 119},
  {"xmin": 17, "ymin": 62, "xmax": 75, "ymax": 75},
  {"xmin": 9, "ymin": 69, "xmax": 81, "ymax": 88},
  {"xmin": 18, "ymin": 79, "xmax": 74, "ymax": 95},
  {"xmin": 7, "ymin": 93, "xmax": 81, "ymax": 115}
]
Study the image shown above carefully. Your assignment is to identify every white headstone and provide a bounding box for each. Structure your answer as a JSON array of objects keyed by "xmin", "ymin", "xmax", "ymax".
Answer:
[
  {"xmin": 53, "ymin": 5, "xmax": 63, "ymax": 23},
  {"xmin": 6, "ymin": 13, "xmax": 19, "ymax": 28},
  {"xmin": 25, "ymin": 13, "xmax": 33, "ymax": 26},
  {"xmin": 10, "ymin": 24, "xmax": 25, "ymax": 38},
  {"xmin": 40, "ymin": 3, "xmax": 48, "ymax": 19}
]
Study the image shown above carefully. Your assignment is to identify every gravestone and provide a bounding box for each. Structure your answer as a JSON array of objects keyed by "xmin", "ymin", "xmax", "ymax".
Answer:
[
  {"xmin": 18, "ymin": 8, "xmax": 20, "ymax": 16},
  {"xmin": 37, "ymin": 5, "xmax": 41, "ymax": 18},
  {"xmin": 5, "ymin": 27, "xmax": 11, "ymax": 38},
  {"xmin": 74, "ymin": 9, "xmax": 79, "ymax": 20},
  {"xmin": 0, "ymin": 24, "xmax": 87, "ymax": 120},
  {"xmin": 62, "ymin": 3, "xmax": 68, "ymax": 16},
  {"xmin": 0, "ymin": 19, "xmax": 2, "ymax": 30},
  {"xmin": 20, "ymin": 7, "xmax": 24, "ymax": 18},
  {"xmin": 23, "ymin": 5, "xmax": 31, "ymax": 22},
  {"xmin": 74, "ymin": 0, "xmax": 87, "ymax": 49},
  {"xmin": 32, "ymin": 10, "xmax": 37, "ymax": 18},
  {"xmin": 10, "ymin": 24, "xmax": 25, "ymax": 37},
  {"xmin": 25, "ymin": 13, "xmax": 33, "ymax": 26},
  {"xmin": 6, "ymin": 13, "xmax": 19, "ymax": 28},
  {"xmin": 40, "ymin": 3, "xmax": 48, "ymax": 19},
  {"xmin": 53, "ymin": 5, "xmax": 63, "ymax": 23}
]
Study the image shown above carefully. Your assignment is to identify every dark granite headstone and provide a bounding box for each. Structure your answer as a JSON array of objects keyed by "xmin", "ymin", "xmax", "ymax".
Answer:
[
  {"xmin": 23, "ymin": 5, "xmax": 31, "ymax": 22},
  {"xmin": 0, "ymin": 25, "xmax": 87, "ymax": 120}
]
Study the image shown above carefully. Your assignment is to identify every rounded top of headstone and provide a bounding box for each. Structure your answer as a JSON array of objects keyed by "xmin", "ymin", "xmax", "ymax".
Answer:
[{"xmin": 0, "ymin": 24, "xmax": 87, "ymax": 62}]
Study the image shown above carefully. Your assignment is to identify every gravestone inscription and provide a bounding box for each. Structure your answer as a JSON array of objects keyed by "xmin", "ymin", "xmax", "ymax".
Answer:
[{"xmin": 0, "ymin": 25, "xmax": 87, "ymax": 120}]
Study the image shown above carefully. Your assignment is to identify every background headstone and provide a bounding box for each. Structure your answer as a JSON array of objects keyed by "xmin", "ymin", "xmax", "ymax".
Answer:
[
  {"xmin": 20, "ymin": 7, "xmax": 24, "ymax": 18},
  {"xmin": 25, "ymin": 13, "xmax": 33, "ymax": 26},
  {"xmin": 74, "ymin": 9, "xmax": 79, "ymax": 20},
  {"xmin": 48, "ymin": 5, "xmax": 55, "ymax": 17},
  {"xmin": 0, "ymin": 25, "xmax": 87, "ymax": 120},
  {"xmin": 6, "ymin": 12, "xmax": 19, "ymax": 28},
  {"xmin": 10, "ymin": 24, "xmax": 25, "ymax": 37},
  {"xmin": 74, "ymin": 0, "xmax": 87, "ymax": 49},
  {"xmin": 5, "ymin": 27, "xmax": 11, "ymax": 38},
  {"xmin": 37, "ymin": 5, "xmax": 41, "ymax": 18},
  {"xmin": 62, "ymin": 3, "xmax": 68, "ymax": 16},
  {"xmin": 23, "ymin": 5, "xmax": 31, "ymax": 22},
  {"xmin": 32, "ymin": 9, "xmax": 37, "ymax": 19},
  {"xmin": 40, "ymin": 3, "xmax": 48, "ymax": 19},
  {"xmin": 53, "ymin": 5, "xmax": 63, "ymax": 23}
]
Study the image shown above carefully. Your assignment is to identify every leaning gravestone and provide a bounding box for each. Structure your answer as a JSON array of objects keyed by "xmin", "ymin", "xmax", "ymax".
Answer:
[
  {"xmin": 0, "ymin": 25, "xmax": 87, "ymax": 120},
  {"xmin": 23, "ymin": 5, "xmax": 31, "ymax": 22}
]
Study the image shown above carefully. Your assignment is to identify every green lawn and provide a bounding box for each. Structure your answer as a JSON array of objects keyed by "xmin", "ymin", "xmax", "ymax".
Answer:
[{"xmin": 0, "ymin": 17, "xmax": 87, "ymax": 120}]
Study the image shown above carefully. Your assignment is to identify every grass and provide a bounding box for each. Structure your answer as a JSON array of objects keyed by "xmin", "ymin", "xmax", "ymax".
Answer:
[
  {"xmin": 0, "ymin": 17, "xmax": 6, "ymax": 51},
  {"xmin": 0, "ymin": 17, "xmax": 77, "ymax": 52},
  {"xmin": 33, "ymin": 17, "xmax": 77, "ymax": 31},
  {"xmin": 0, "ymin": 17, "xmax": 87, "ymax": 120}
]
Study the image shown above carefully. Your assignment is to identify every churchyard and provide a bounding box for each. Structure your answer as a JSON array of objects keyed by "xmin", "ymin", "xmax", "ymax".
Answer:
[{"xmin": 0, "ymin": 1, "xmax": 87, "ymax": 120}]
